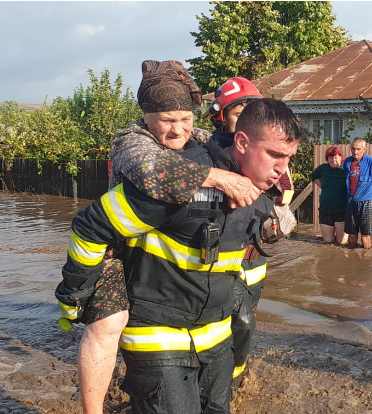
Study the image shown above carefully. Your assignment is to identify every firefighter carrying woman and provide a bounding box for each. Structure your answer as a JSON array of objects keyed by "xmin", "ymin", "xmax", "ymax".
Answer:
[{"xmin": 55, "ymin": 60, "xmax": 301, "ymax": 414}]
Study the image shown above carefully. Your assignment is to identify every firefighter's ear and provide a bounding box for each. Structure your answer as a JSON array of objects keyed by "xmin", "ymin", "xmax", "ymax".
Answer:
[{"xmin": 234, "ymin": 131, "xmax": 250, "ymax": 154}]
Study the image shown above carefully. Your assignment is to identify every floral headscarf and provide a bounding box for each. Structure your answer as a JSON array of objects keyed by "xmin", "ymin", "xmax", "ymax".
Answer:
[{"xmin": 137, "ymin": 60, "xmax": 202, "ymax": 113}]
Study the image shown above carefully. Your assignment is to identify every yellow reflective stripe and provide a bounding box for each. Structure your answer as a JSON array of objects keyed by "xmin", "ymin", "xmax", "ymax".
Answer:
[
  {"xmin": 233, "ymin": 362, "xmax": 246, "ymax": 379},
  {"xmin": 101, "ymin": 184, "xmax": 154, "ymax": 237},
  {"xmin": 281, "ymin": 189, "xmax": 294, "ymax": 205},
  {"xmin": 58, "ymin": 301, "xmax": 79, "ymax": 320},
  {"xmin": 127, "ymin": 231, "xmax": 245, "ymax": 272},
  {"xmin": 240, "ymin": 263, "xmax": 267, "ymax": 286},
  {"xmin": 68, "ymin": 231, "xmax": 107, "ymax": 266},
  {"xmin": 190, "ymin": 317, "xmax": 232, "ymax": 353},
  {"xmin": 120, "ymin": 326, "xmax": 191, "ymax": 352},
  {"xmin": 119, "ymin": 317, "xmax": 232, "ymax": 353}
]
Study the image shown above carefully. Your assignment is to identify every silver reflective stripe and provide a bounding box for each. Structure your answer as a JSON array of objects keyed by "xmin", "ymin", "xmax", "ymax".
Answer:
[
  {"xmin": 191, "ymin": 188, "xmax": 224, "ymax": 203},
  {"xmin": 101, "ymin": 185, "xmax": 154, "ymax": 237},
  {"xmin": 68, "ymin": 231, "xmax": 107, "ymax": 266}
]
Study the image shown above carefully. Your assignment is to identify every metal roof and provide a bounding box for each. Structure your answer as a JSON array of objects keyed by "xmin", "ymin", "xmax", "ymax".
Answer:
[
  {"xmin": 203, "ymin": 40, "xmax": 372, "ymax": 102},
  {"xmin": 254, "ymin": 40, "xmax": 372, "ymax": 101}
]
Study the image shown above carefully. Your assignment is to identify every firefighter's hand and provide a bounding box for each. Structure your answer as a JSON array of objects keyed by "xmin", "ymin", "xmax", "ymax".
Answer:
[{"xmin": 203, "ymin": 168, "xmax": 262, "ymax": 209}]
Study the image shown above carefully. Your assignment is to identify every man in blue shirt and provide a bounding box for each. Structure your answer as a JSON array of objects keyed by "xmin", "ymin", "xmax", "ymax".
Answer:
[{"xmin": 343, "ymin": 137, "xmax": 372, "ymax": 249}]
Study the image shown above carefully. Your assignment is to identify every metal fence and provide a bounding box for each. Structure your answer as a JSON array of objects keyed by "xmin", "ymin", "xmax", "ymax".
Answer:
[{"xmin": 0, "ymin": 158, "xmax": 110, "ymax": 200}]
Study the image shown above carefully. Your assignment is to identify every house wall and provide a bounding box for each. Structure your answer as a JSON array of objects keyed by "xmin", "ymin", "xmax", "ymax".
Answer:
[
  {"xmin": 296, "ymin": 113, "xmax": 369, "ymax": 143},
  {"xmin": 287, "ymin": 99, "xmax": 372, "ymax": 143}
]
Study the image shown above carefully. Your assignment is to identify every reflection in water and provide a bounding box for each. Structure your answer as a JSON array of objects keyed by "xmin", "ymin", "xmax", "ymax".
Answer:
[{"xmin": 1, "ymin": 193, "xmax": 372, "ymax": 338}]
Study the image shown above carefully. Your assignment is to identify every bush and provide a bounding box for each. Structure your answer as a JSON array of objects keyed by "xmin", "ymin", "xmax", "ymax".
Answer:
[{"xmin": 0, "ymin": 69, "xmax": 142, "ymax": 173}]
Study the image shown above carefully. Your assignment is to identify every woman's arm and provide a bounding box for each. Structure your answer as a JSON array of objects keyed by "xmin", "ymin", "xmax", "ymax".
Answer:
[
  {"xmin": 110, "ymin": 127, "xmax": 210, "ymax": 204},
  {"xmin": 313, "ymin": 178, "xmax": 321, "ymax": 188},
  {"xmin": 111, "ymin": 124, "xmax": 261, "ymax": 207}
]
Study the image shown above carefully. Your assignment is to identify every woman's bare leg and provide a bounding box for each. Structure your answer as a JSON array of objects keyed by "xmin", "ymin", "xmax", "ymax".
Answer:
[
  {"xmin": 320, "ymin": 224, "xmax": 335, "ymax": 243},
  {"xmin": 78, "ymin": 310, "xmax": 129, "ymax": 414}
]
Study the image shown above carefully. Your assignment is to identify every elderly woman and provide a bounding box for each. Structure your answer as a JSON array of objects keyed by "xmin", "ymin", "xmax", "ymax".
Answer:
[{"xmin": 311, "ymin": 146, "xmax": 348, "ymax": 244}]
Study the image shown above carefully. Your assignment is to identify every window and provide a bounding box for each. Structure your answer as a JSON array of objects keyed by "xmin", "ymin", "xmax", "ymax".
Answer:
[
  {"xmin": 311, "ymin": 119, "xmax": 343, "ymax": 143},
  {"xmin": 333, "ymin": 119, "xmax": 343, "ymax": 143},
  {"xmin": 312, "ymin": 120, "xmax": 321, "ymax": 136}
]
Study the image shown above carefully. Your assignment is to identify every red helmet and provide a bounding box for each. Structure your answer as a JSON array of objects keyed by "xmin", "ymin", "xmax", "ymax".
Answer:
[{"xmin": 210, "ymin": 77, "xmax": 263, "ymax": 123}]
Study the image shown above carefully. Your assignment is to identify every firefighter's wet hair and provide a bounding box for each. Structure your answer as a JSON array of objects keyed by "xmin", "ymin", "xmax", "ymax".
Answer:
[{"xmin": 235, "ymin": 98, "xmax": 302, "ymax": 144}]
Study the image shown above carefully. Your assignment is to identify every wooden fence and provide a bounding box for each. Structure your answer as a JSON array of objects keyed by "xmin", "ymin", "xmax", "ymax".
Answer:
[{"xmin": 0, "ymin": 158, "xmax": 110, "ymax": 200}]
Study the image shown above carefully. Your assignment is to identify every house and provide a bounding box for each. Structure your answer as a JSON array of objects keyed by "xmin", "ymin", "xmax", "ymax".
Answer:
[{"xmin": 203, "ymin": 40, "xmax": 372, "ymax": 143}]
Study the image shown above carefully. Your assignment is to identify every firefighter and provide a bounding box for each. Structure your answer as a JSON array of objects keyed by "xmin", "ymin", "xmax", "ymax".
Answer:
[
  {"xmin": 57, "ymin": 61, "xmax": 264, "ymax": 414},
  {"xmin": 203, "ymin": 77, "xmax": 293, "ymax": 388},
  {"xmin": 202, "ymin": 76, "xmax": 263, "ymax": 132},
  {"xmin": 56, "ymin": 98, "xmax": 301, "ymax": 413}
]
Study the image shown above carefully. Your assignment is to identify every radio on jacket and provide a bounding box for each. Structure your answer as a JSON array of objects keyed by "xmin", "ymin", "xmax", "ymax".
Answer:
[{"xmin": 200, "ymin": 221, "xmax": 221, "ymax": 264}]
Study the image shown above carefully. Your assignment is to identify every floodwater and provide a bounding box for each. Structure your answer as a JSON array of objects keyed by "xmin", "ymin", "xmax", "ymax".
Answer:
[
  {"xmin": 1, "ymin": 192, "xmax": 372, "ymax": 412},
  {"xmin": 1, "ymin": 191, "xmax": 372, "ymax": 334},
  {"xmin": 260, "ymin": 231, "xmax": 372, "ymax": 333}
]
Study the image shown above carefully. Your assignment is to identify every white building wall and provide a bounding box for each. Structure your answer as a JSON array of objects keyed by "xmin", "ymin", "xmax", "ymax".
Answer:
[{"xmin": 287, "ymin": 99, "xmax": 372, "ymax": 142}]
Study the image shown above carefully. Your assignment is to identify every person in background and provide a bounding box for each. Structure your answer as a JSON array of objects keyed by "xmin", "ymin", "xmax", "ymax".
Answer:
[
  {"xmin": 56, "ymin": 61, "xmax": 262, "ymax": 414},
  {"xmin": 343, "ymin": 137, "xmax": 372, "ymax": 249},
  {"xmin": 311, "ymin": 146, "xmax": 348, "ymax": 244},
  {"xmin": 202, "ymin": 76, "xmax": 263, "ymax": 133}
]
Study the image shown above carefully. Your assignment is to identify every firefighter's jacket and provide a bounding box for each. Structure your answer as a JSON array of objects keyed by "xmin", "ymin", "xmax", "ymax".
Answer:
[{"xmin": 56, "ymin": 133, "xmax": 274, "ymax": 329}]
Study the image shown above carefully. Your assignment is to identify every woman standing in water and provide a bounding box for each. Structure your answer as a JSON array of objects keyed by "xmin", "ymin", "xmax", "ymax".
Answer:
[{"xmin": 311, "ymin": 146, "xmax": 348, "ymax": 244}]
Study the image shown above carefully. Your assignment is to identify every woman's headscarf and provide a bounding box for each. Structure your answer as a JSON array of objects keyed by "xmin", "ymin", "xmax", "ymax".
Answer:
[{"xmin": 137, "ymin": 60, "xmax": 202, "ymax": 113}]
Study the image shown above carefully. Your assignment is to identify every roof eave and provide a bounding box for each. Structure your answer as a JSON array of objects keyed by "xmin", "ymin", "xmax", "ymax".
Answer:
[{"xmin": 284, "ymin": 99, "xmax": 372, "ymax": 114}]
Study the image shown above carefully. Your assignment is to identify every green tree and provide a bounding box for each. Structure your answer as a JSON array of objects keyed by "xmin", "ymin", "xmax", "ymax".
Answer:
[
  {"xmin": 0, "ymin": 102, "xmax": 88, "ymax": 173},
  {"xmin": 188, "ymin": 1, "xmax": 350, "ymax": 92},
  {"xmin": 0, "ymin": 69, "xmax": 142, "ymax": 173},
  {"xmin": 55, "ymin": 69, "xmax": 142, "ymax": 158},
  {"xmin": 0, "ymin": 101, "xmax": 25, "ymax": 142}
]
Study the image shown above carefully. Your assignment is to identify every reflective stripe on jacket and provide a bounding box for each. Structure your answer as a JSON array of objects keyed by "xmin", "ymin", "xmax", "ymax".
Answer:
[
  {"xmin": 239, "ymin": 263, "xmax": 267, "ymax": 286},
  {"xmin": 119, "ymin": 317, "xmax": 232, "ymax": 353}
]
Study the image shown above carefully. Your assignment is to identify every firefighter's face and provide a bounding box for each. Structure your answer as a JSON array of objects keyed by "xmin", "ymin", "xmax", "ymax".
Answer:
[
  {"xmin": 223, "ymin": 104, "xmax": 245, "ymax": 133},
  {"xmin": 235, "ymin": 125, "xmax": 298, "ymax": 191},
  {"xmin": 144, "ymin": 111, "xmax": 194, "ymax": 150}
]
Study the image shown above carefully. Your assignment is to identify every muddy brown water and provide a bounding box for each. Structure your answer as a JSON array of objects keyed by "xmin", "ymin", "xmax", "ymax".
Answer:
[{"xmin": 1, "ymin": 192, "xmax": 372, "ymax": 412}]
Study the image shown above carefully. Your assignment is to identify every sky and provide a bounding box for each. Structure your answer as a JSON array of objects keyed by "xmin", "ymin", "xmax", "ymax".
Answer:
[{"xmin": 1, "ymin": 1, "xmax": 372, "ymax": 104}]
